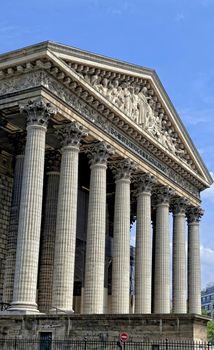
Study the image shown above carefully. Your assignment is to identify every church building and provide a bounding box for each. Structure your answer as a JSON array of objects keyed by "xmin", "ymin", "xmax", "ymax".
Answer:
[{"xmin": 0, "ymin": 41, "xmax": 212, "ymax": 342}]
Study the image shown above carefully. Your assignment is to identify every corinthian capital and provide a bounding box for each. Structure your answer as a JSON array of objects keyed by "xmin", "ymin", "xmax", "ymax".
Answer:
[
  {"xmin": 110, "ymin": 158, "xmax": 137, "ymax": 181},
  {"xmin": 85, "ymin": 141, "xmax": 115, "ymax": 166},
  {"xmin": 155, "ymin": 186, "xmax": 175, "ymax": 205},
  {"xmin": 135, "ymin": 173, "xmax": 157, "ymax": 193},
  {"xmin": 56, "ymin": 122, "xmax": 88, "ymax": 148},
  {"xmin": 171, "ymin": 197, "xmax": 189, "ymax": 215},
  {"xmin": 187, "ymin": 206, "xmax": 204, "ymax": 224},
  {"xmin": 20, "ymin": 98, "xmax": 57, "ymax": 127}
]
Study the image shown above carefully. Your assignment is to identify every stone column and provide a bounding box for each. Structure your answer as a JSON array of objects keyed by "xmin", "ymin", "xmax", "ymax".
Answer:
[
  {"xmin": 153, "ymin": 187, "xmax": 173, "ymax": 314},
  {"xmin": 187, "ymin": 206, "xmax": 204, "ymax": 314},
  {"xmin": 151, "ymin": 210, "xmax": 156, "ymax": 313},
  {"xmin": 10, "ymin": 99, "xmax": 56, "ymax": 313},
  {"xmin": 110, "ymin": 159, "xmax": 136, "ymax": 314},
  {"xmin": 3, "ymin": 133, "xmax": 25, "ymax": 304},
  {"xmin": 172, "ymin": 198, "xmax": 188, "ymax": 314},
  {"xmin": 51, "ymin": 122, "xmax": 87, "ymax": 313},
  {"xmin": 83, "ymin": 142, "xmax": 114, "ymax": 314},
  {"xmin": 37, "ymin": 151, "xmax": 60, "ymax": 313},
  {"xmin": 135, "ymin": 174, "xmax": 156, "ymax": 314}
]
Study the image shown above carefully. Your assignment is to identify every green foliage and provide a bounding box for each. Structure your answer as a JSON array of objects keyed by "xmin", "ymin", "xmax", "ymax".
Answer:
[
  {"xmin": 202, "ymin": 308, "xmax": 209, "ymax": 316},
  {"xmin": 207, "ymin": 321, "xmax": 214, "ymax": 342}
]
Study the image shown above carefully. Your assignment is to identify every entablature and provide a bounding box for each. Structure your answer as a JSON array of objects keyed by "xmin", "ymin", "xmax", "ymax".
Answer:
[
  {"xmin": 0, "ymin": 92, "xmax": 201, "ymax": 206},
  {"xmin": 0, "ymin": 47, "xmax": 212, "ymax": 198}
]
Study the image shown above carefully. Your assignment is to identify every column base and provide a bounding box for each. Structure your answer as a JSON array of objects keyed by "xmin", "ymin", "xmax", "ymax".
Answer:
[{"xmin": 6, "ymin": 301, "xmax": 40, "ymax": 315}]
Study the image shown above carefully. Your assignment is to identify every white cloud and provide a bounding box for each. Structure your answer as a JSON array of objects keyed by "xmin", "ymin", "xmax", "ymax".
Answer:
[
  {"xmin": 0, "ymin": 23, "xmax": 40, "ymax": 42},
  {"xmin": 201, "ymin": 245, "xmax": 214, "ymax": 287},
  {"xmin": 179, "ymin": 107, "xmax": 214, "ymax": 126},
  {"xmin": 130, "ymin": 222, "xmax": 136, "ymax": 247},
  {"xmin": 200, "ymin": 0, "xmax": 214, "ymax": 6},
  {"xmin": 175, "ymin": 13, "xmax": 185, "ymax": 22},
  {"xmin": 201, "ymin": 245, "xmax": 214, "ymax": 265}
]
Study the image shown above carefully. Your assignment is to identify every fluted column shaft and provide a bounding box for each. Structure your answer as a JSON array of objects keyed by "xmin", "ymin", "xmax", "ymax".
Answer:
[
  {"xmin": 3, "ymin": 150, "xmax": 24, "ymax": 304},
  {"xmin": 135, "ymin": 174, "xmax": 155, "ymax": 314},
  {"xmin": 151, "ymin": 212, "xmax": 156, "ymax": 313},
  {"xmin": 187, "ymin": 207, "xmax": 204, "ymax": 314},
  {"xmin": 153, "ymin": 187, "xmax": 172, "ymax": 314},
  {"xmin": 10, "ymin": 99, "xmax": 55, "ymax": 312},
  {"xmin": 172, "ymin": 200, "xmax": 187, "ymax": 314},
  {"xmin": 83, "ymin": 142, "xmax": 113, "ymax": 314},
  {"xmin": 52, "ymin": 123, "xmax": 87, "ymax": 312},
  {"xmin": 112, "ymin": 178, "xmax": 130, "ymax": 313},
  {"xmin": 38, "ymin": 152, "xmax": 60, "ymax": 312},
  {"xmin": 111, "ymin": 159, "xmax": 136, "ymax": 314}
]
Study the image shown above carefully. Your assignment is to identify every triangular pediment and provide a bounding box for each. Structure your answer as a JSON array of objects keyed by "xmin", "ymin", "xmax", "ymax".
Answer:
[
  {"xmin": 0, "ymin": 41, "xmax": 212, "ymax": 190},
  {"xmin": 69, "ymin": 71, "xmax": 187, "ymax": 162},
  {"xmin": 47, "ymin": 44, "xmax": 211, "ymax": 185}
]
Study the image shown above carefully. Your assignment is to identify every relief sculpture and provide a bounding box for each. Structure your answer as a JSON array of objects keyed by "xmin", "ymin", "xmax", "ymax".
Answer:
[{"xmin": 83, "ymin": 73, "xmax": 185, "ymax": 159}]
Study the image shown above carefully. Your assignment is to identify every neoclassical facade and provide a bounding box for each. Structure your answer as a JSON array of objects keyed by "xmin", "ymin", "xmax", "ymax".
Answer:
[{"xmin": 0, "ymin": 41, "xmax": 212, "ymax": 320}]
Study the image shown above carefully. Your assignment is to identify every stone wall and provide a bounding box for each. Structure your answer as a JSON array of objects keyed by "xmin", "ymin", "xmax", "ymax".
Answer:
[
  {"xmin": 0, "ymin": 314, "xmax": 209, "ymax": 342},
  {"xmin": 0, "ymin": 152, "xmax": 13, "ymax": 302}
]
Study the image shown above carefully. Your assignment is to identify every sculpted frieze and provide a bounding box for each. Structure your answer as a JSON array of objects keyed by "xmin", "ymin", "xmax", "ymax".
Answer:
[
  {"xmin": 0, "ymin": 70, "xmax": 199, "ymax": 199},
  {"xmin": 0, "ymin": 71, "xmax": 44, "ymax": 95},
  {"xmin": 79, "ymin": 72, "xmax": 187, "ymax": 162}
]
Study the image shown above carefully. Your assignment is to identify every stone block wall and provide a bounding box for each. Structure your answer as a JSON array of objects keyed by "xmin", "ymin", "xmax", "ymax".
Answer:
[
  {"xmin": 0, "ymin": 314, "xmax": 209, "ymax": 342},
  {"xmin": 0, "ymin": 152, "xmax": 13, "ymax": 302}
]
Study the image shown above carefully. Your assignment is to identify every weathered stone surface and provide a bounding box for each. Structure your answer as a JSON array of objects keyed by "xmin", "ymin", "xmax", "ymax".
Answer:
[
  {"xmin": 0, "ymin": 314, "xmax": 209, "ymax": 342},
  {"xmin": 0, "ymin": 173, "xmax": 13, "ymax": 303}
]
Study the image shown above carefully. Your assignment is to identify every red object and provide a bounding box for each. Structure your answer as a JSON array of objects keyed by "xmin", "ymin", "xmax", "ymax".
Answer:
[{"xmin": 120, "ymin": 332, "xmax": 129, "ymax": 342}]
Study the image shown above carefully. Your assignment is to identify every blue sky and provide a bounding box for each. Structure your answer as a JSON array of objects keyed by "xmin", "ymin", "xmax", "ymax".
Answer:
[{"xmin": 1, "ymin": 0, "xmax": 214, "ymax": 288}]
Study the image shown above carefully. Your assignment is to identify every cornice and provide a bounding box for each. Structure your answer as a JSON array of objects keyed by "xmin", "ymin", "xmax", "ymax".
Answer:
[
  {"xmin": 0, "ymin": 46, "xmax": 212, "ymax": 190},
  {"xmin": 0, "ymin": 70, "xmax": 203, "ymax": 199}
]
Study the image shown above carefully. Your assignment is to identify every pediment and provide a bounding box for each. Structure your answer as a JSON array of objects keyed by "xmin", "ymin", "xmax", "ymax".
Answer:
[
  {"xmin": 0, "ymin": 41, "xmax": 212, "ymax": 190},
  {"xmin": 55, "ymin": 54, "xmax": 209, "ymax": 185},
  {"xmin": 71, "ymin": 71, "xmax": 187, "ymax": 163}
]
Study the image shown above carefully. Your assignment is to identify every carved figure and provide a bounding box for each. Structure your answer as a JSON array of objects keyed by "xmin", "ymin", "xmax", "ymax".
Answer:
[
  {"xmin": 84, "ymin": 74, "xmax": 188, "ymax": 162},
  {"xmin": 96, "ymin": 78, "xmax": 109, "ymax": 97},
  {"xmin": 109, "ymin": 80, "xmax": 119, "ymax": 105},
  {"xmin": 144, "ymin": 105, "xmax": 161, "ymax": 140},
  {"xmin": 121, "ymin": 82, "xmax": 132, "ymax": 116},
  {"xmin": 131, "ymin": 86, "xmax": 141, "ymax": 122}
]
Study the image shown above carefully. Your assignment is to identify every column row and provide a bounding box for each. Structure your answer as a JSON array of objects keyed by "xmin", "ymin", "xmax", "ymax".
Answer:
[
  {"xmin": 3, "ymin": 98, "xmax": 204, "ymax": 315},
  {"xmin": 135, "ymin": 184, "xmax": 203, "ymax": 315}
]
